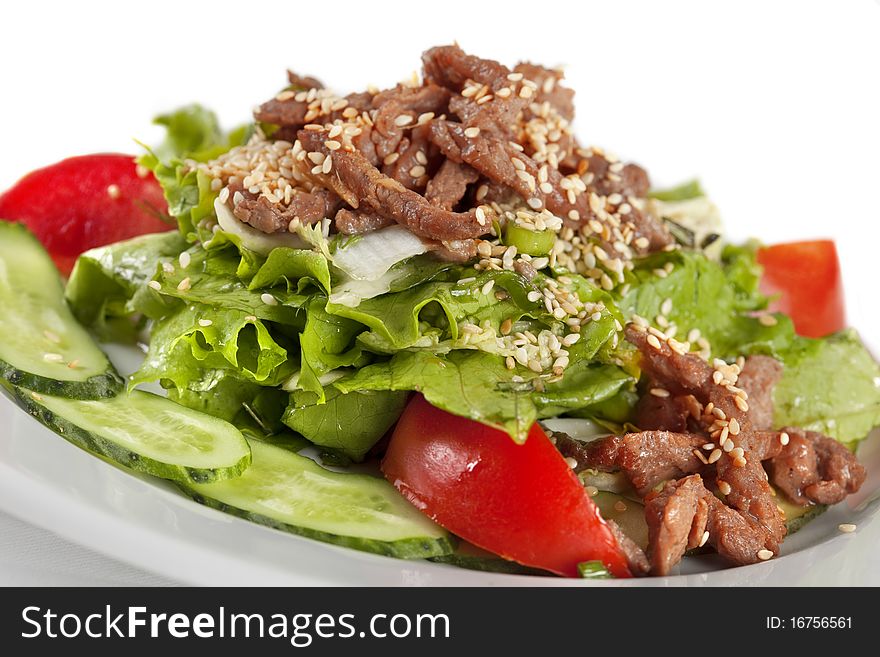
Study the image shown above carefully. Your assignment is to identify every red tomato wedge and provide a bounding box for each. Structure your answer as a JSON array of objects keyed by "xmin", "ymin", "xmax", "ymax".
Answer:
[
  {"xmin": 757, "ymin": 240, "xmax": 845, "ymax": 338},
  {"xmin": 382, "ymin": 395, "xmax": 632, "ymax": 578},
  {"xmin": 0, "ymin": 154, "xmax": 170, "ymax": 275}
]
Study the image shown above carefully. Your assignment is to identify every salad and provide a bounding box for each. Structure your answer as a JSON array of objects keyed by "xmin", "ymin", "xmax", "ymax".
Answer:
[{"xmin": 1, "ymin": 44, "xmax": 878, "ymax": 579}]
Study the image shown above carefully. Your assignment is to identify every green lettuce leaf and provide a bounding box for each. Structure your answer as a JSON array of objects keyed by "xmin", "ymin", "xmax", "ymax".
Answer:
[
  {"xmin": 65, "ymin": 231, "xmax": 188, "ymax": 338},
  {"xmin": 283, "ymin": 387, "xmax": 409, "ymax": 461},
  {"xmin": 131, "ymin": 302, "xmax": 295, "ymax": 391},
  {"xmin": 774, "ymin": 330, "xmax": 880, "ymax": 443},
  {"xmin": 334, "ymin": 348, "xmax": 633, "ymax": 442},
  {"xmin": 148, "ymin": 245, "xmax": 307, "ymax": 326},
  {"xmin": 617, "ymin": 249, "xmax": 794, "ymax": 360}
]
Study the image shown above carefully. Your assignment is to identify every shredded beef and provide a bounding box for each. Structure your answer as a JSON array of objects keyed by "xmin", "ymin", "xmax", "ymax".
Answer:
[
  {"xmin": 738, "ymin": 355, "xmax": 784, "ymax": 430},
  {"xmin": 287, "ymin": 70, "xmax": 323, "ymax": 90},
  {"xmin": 334, "ymin": 209, "xmax": 393, "ymax": 235},
  {"xmin": 425, "ymin": 160, "xmax": 480, "ymax": 210},
  {"xmin": 297, "ymin": 128, "xmax": 493, "ymax": 241},
  {"xmin": 569, "ymin": 431, "xmax": 707, "ymax": 496},
  {"xmin": 371, "ymin": 84, "xmax": 450, "ymax": 160},
  {"xmin": 625, "ymin": 324, "xmax": 787, "ymax": 553},
  {"xmin": 231, "ymin": 187, "xmax": 339, "ymax": 232},
  {"xmin": 644, "ymin": 475, "xmax": 709, "ymax": 576},
  {"xmin": 769, "ymin": 428, "xmax": 866, "ymax": 505}
]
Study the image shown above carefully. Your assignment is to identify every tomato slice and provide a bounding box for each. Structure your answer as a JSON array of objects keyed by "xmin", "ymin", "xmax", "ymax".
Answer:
[
  {"xmin": 0, "ymin": 154, "xmax": 170, "ymax": 275},
  {"xmin": 756, "ymin": 240, "xmax": 845, "ymax": 338},
  {"xmin": 382, "ymin": 395, "xmax": 632, "ymax": 578}
]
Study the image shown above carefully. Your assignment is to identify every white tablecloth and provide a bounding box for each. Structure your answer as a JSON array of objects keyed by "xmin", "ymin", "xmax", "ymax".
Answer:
[{"xmin": 0, "ymin": 510, "xmax": 179, "ymax": 586}]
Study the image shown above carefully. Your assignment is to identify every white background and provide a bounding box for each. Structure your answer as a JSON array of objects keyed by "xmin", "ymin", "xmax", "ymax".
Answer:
[{"xmin": 0, "ymin": 0, "xmax": 878, "ymax": 584}]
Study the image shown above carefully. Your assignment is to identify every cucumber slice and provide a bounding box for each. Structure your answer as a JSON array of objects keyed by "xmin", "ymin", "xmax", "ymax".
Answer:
[
  {"xmin": 13, "ymin": 387, "xmax": 250, "ymax": 483},
  {"xmin": 0, "ymin": 223, "xmax": 121, "ymax": 398},
  {"xmin": 776, "ymin": 495, "xmax": 828, "ymax": 534},
  {"xmin": 593, "ymin": 491, "xmax": 648, "ymax": 551},
  {"xmin": 181, "ymin": 439, "xmax": 455, "ymax": 559}
]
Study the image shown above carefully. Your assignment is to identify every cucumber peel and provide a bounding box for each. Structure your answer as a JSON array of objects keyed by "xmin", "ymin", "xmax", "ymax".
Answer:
[
  {"xmin": 0, "ymin": 222, "xmax": 122, "ymax": 398},
  {"xmin": 180, "ymin": 439, "xmax": 455, "ymax": 559},
  {"xmin": 13, "ymin": 387, "xmax": 251, "ymax": 484}
]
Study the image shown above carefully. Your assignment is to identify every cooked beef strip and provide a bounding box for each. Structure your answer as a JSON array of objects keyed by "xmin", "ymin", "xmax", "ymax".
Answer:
[
  {"xmin": 287, "ymin": 70, "xmax": 323, "ymax": 91},
  {"xmin": 513, "ymin": 62, "xmax": 575, "ymax": 121},
  {"xmin": 737, "ymin": 355, "xmax": 784, "ymax": 430},
  {"xmin": 635, "ymin": 387, "xmax": 701, "ymax": 433},
  {"xmin": 229, "ymin": 180, "xmax": 339, "ymax": 233},
  {"xmin": 371, "ymin": 84, "xmax": 450, "ymax": 160},
  {"xmin": 581, "ymin": 152, "xmax": 651, "ymax": 199},
  {"xmin": 430, "ymin": 119, "xmax": 586, "ymax": 217},
  {"xmin": 431, "ymin": 239, "xmax": 478, "ymax": 263},
  {"xmin": 606, "ymin": 520, "xmax": 650, "ymax": 576},
  {"xmin": 256, "ymin": 90, "xmax": 374, "ymax": 136},
  {"xmin": 644, "ymin": 475, "xmax": 709, "ymax": 576},
  {"xmin": 769, "ymin": 427, "xmax": 866, "ymax": 505},
  {"xmin": 422, "ymin": 44, "xmax": 511, "ymax": 91},
  {"xmin": 625, "ymin": 324, "xmax": 787, "ymax": 551},
  {"xmin": 382, "ymin": 124, "xmax": 437, "ymax": 190},
  {"xmin": 566, "ymin": 430, "xmax": 707, "ymax": 496},
  {"xmin": 297, "ymin": 127, "xmax": 493, "ymax": 241},
  {"xmin": 334, "ymin": 208, "xmax": 394, "ymax": 235},
  {"xmin": 425, "ymin": 160, "xmax": 480, "ymax": 210}
]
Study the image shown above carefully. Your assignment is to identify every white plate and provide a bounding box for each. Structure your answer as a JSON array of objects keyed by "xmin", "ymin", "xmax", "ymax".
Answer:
[{"xmin": 1, "ymin": 339, "xmax": 879, "ymax": 586}]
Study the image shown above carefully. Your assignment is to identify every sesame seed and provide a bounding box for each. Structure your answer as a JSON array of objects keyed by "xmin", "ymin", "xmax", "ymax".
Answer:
[
  {"xmin": 106, "ymin": 184, "xmax": 121, "ymax": 199},
  {"xmin": 650, "ymin": 387, "xmax": 670, "ymax": 398},
  {"xmin": 261, "ymin": 293, "xmax": 278, "ymax": 306},
  {"xmin": 702, "ymin": 443, "xmax": 715, "ymax": 451},
  {"xmin": 500, "ymin": 318, "xmax": 513, "ymax": 335},
  {"xmin": 838, "ymin": 523, "xmax": 857, "ymax": 533},
  {"xmin": 730, "ymin": 447, "xmax": 745, "ymax": 459},
  {"xmin": 31, "ymin": 392, "xmax": 43, "ymax": 401},
  {"xmin": 528, "ymin": 359, "xmax": 543, "ymax": 373},
  {"xmin": 417, "ymin": 112, "xmax": 435, "ymax": 124},
  {"xmin": 728, "ymin": 418, "xmax": 741, "ymax": 435},
  {"xmin": 43, "ymin": 353, "xmax": 64, "ymax": 363},
  {"xmin": 464, "ymin": 127, "xmax": 481, "ymax": 138},
  {"xmin": 564, "ymin": 456, "xmax": 578, "ymax": 469},
  {"xmin": 699, "ymin": 531, "xmax": 710, "ymax": 547},
  {"xmin": 757, "ymin": 549, "xmax": 774, "ymax": 561},
  {"xmin": 647, "ymin": 335, "xmax": 662, "ymax": 350},
  {"xmin": 660, "ymin": 298, "xmax": 673, "ymax": 316},
  {"xmin": 148, "ymin": 280, "xmax": 161, "ymax": 291},
  {"xmin": 383, "ymin": 153, "xmax": 400, "ymax": 165},
  {"xmin": 409, "ymin": 165, "xmax": 426, "ymax": 178},
  {"xmin": 67, "ymin": 359, "xmax": 79, "ymax": 369},
  {"xmin": 458, "ymin": 276, "xmax": 476, "ymax": 285},
  {"xmin": 734, "ymin": 456, "xmax": 747, "ymax": 467},
  {"xmin": 394, "ymin": 114, "xmax": 413, "ymax": 127},
  {"xmin": 708, "ymin": 448, "xmax": 722, "ymax": 464},
  {"xmin": 693, "ymin": 449, "xmax": 709, "ymax": 465},
  {"xmin": 322, "ymin": 156, "xmax": 333, "ymax": 174},
  {"xmin": 759, "ymin": 314, "xmax": 778, "ymax": 327},
  {"xmin": 712, "ymin": 407, "xmax": 727, "ymax": 420},
  {"xmin": 527, "ymin": 290, "xmax": 542, "ymax": 303},
  {"xmin": 324, "ymin": 140, "xmax": 341, "ymax": 151},
  {"xmin": 179, "ymin": 252, "xmax": 191, "ymax": 269},
  {"xmin": 718, "ymin": 480, "xmax": 732, "ymax": 495},
  {"xmin": 198, "ymin": 319, "xmax": 213, "ymax": 327},
  {"xmin": 177, "ymin": 277, "xmax": 191, "ymax": 292},
  {"xmin": 475, "ymin": 206, "xmax": 487, "ymax": 225},
  {"xmin": 527, "ymin": 197, "xmax": 543, "ymax": 210},
  {"xmin": 779, "ymin": 432, "xmax": 790, "ymax": 446},
  {"xmin": 481, "ymin": 280, "xmax": 495, "ymax": 295},
  {"xmin": 562, "ymin": 333, "xmax": 580, "ymax": 346},
  {"xmin": 734, "ymin": 396, "xmax": 750, "ymax": 412}
]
